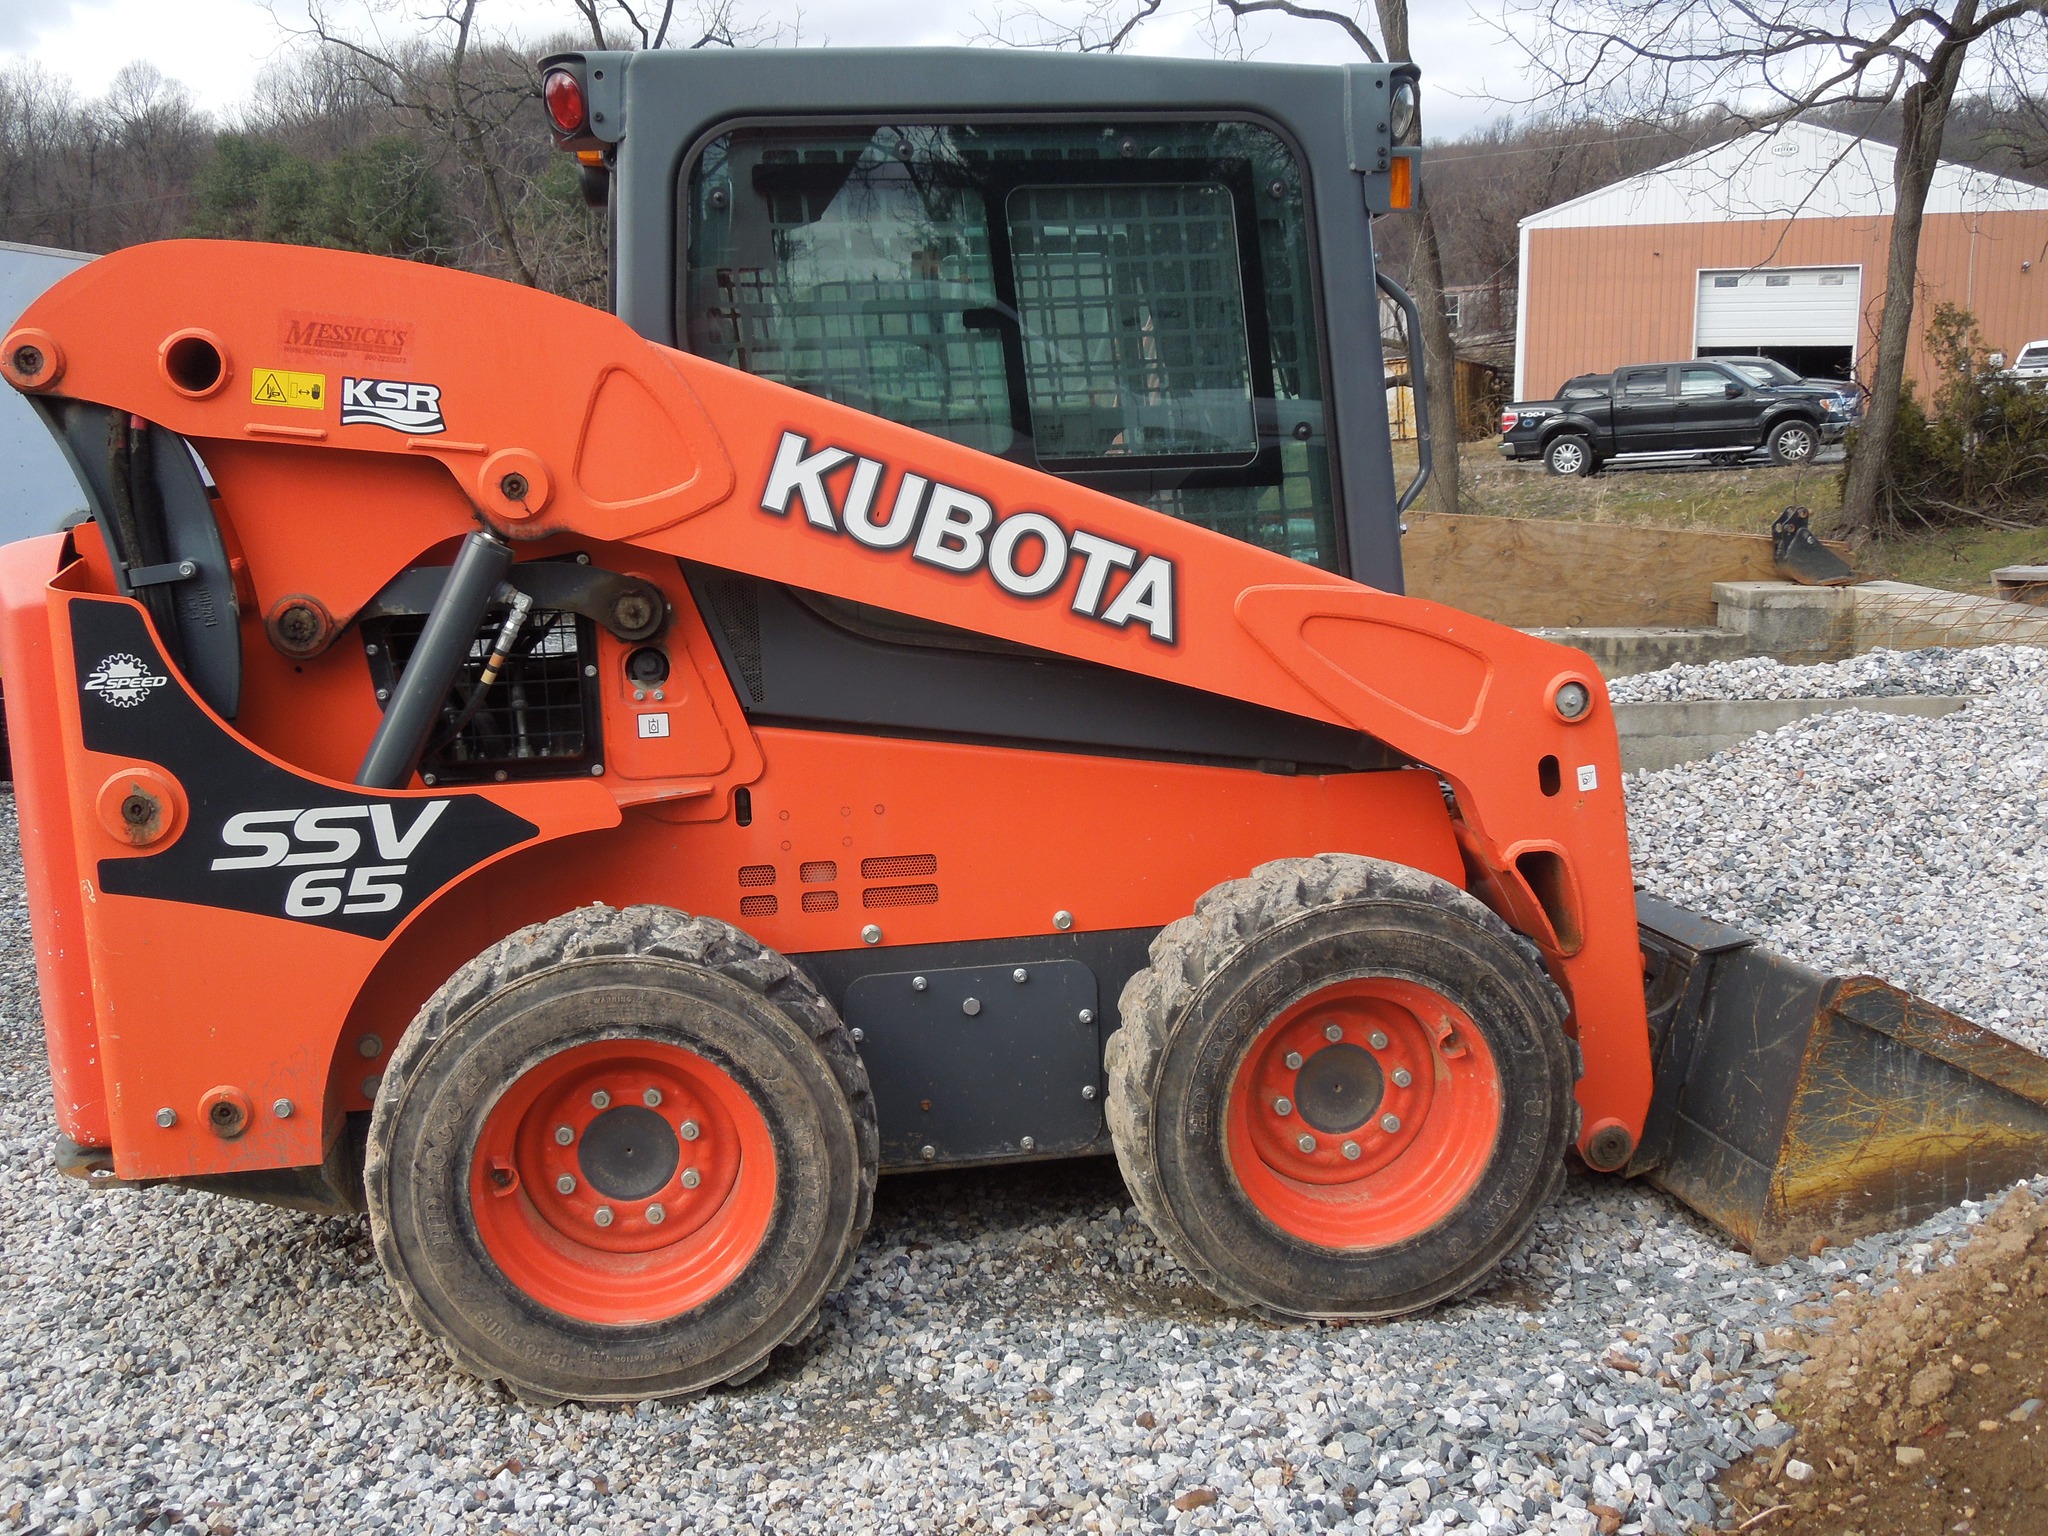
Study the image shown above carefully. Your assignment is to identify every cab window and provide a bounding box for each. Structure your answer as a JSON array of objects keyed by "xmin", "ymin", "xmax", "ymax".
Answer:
[{"xmin": 682, "ymin": 120, "xmax": 1337, "ymax": 569}]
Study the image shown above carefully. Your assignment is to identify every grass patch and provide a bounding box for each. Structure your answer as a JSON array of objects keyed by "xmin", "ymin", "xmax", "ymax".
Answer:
[
  {"xmin": 1866, "ymin": 523, "xmax": 2048, "ymax": 595},
  {"xmin": 1404, "ymin": 443, "xmax": 1840, "ymax": 535}
]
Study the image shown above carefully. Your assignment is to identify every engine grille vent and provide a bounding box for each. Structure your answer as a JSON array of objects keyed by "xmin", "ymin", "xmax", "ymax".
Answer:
[
  {"xmin": 739, "ymin": 894, "xmax": 778, "ymax": 917},
  {"xmin": 701, "ymin": 578, "xmax": 764, "ymax": 704},
  {"xmin": 801, "ymin": 890, "xmax": 840, "ymax": 913},
  {"xmin": 862, "ymin": 853, "xmax": 937, "ymax": 879},
  {"xmin": 863, "ymin": 884, "xmax": 938, "ymax": 909},
  {"xmin": 738, "ymin": 864, "xmax": 777, "ymax": 888}
]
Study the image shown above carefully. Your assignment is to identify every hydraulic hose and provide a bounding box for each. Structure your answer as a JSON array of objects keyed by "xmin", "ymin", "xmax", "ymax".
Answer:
[{"xmin": 356, "ymin": 527, "xmax": 516, "ymax": 789}]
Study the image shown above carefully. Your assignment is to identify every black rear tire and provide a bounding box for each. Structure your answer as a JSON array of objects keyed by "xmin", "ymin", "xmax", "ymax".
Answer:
[
  {"xmin": 1106, "ymin": 855, "xmax": 1574, "ymax": 1320},
  {"xmin": 1543, "ymin": 435, "xmax": 1594, "ymax": 477},
  {"xmin": 365, "ymin": 904, "xmax": 877, "ymax": 1403}
]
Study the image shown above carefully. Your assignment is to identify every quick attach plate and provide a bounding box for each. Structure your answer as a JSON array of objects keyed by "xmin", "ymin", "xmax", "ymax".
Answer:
[{"xmin": 843, "ymin": 961, "xmax": 1103, "ymax": 1167}]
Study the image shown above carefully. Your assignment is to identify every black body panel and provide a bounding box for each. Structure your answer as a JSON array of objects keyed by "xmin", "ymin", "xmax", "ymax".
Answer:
[
  {"xmin": 795, "ymin": 926, "xmax": 1158, "ymax": 1170},
  {"xmin": 845, "ymin": 960, "xmax": 1104, "ymax": 1166},
  {"xmin": 686, "ymin": 565, "xmax": 1395, "ymax": 771}
]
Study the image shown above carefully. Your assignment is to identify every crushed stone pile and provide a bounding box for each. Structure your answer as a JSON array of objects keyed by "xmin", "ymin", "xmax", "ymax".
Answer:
[{"xmin": 3, "ymin": 644, "xmax": 2044, "ymax": 1535}]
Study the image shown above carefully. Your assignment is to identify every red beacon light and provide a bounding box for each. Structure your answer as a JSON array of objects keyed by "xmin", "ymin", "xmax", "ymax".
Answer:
[{"xmin": 543, "ymin": 69, "xmax": 587, "ymax": 136}]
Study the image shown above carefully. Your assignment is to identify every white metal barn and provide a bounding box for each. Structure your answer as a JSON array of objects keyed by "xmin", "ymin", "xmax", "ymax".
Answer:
[{"xmin": 1514, "ymin": 122, "xmax": 2048, "ymax": 399}]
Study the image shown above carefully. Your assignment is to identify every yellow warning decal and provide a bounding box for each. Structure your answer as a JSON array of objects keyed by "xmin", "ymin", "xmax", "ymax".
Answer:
[{"xmin": 250, "ymin": 368, "xmax": 325, "ymax": 410}]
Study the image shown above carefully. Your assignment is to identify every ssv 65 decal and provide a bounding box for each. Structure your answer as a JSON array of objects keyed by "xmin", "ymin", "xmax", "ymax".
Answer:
[
  {"xmin": 759, "ymin": 432, "xmax": 1178, "ymax": 645},
  {"xmin": 72, "ymin": 601, "xmax": 535, "ymax": 940},
  {"xmin": 212, "ymin": 800, "xmax": 450, "ymax": 920}
]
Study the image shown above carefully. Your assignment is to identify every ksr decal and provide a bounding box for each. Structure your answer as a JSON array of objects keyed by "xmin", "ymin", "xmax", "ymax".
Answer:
[
  {"xmin": 759, "ymin": 432, "xmax": 1177, "ymax": 644},
  {"xmin": 341, "ymin": 376, "xmax": 445, "ymax": 435},
  {"xmin": 211, "ymin": 800, "xmax": 449, "ymax": 919}
]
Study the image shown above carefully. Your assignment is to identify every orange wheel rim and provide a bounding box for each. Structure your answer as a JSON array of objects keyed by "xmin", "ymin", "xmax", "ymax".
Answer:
[
  {"xmin": 1225, "ymin": 978, "xmax": 1501, "ymax": 1249},
  {"xmin": 470, "ymin": 1039, "xmax": 775, "ymax": 1325}
]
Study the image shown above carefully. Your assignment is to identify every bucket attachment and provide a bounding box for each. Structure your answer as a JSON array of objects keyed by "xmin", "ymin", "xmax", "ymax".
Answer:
[{"xmin": 1631, "ymin": 893, "xmax": 2048, "ymax": 1262}]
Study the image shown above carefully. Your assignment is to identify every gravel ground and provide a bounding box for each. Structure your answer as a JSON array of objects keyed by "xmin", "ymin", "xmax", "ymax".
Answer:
[
  {"xmin": 1622, "ymin": 644, "xmax": 2048, "ymax": 1056},
  {"xmin": 3, "ymin": 643, "xmax": 2044, "ymax": 1536},
  {"xmin": 1608, "ymin": 643, "xmax": 2048, "ymax": 704}
]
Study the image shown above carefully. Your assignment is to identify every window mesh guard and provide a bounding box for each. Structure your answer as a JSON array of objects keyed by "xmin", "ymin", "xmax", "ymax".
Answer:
[{"xmin": 370, "ymin": 608, "xmax": 598, "ymax": 783}]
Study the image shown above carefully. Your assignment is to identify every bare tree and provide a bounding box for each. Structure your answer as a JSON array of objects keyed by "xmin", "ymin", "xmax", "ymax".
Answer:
[
  {"xmin": 1500, "ymin": 0, "xmax": 2048, "ymax": 541},
  {"xmin": 983, "ymin": 0, "xmax": 1469, "ymax": 515},
  {"xmin": 283, "ymin": 1, "xmax": 788, "ymax": 290}
]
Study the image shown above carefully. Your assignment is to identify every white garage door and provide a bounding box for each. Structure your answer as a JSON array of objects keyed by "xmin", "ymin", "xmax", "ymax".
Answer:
[{"xmin": 1695, "ymin": 267, "xmax": 1862, "ymax": 349}]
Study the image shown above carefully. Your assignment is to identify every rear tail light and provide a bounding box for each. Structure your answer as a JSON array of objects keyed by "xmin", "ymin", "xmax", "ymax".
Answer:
[
  {"xmin": 1499, "ymin": 411, "xmax": 1519, "ymax": 433},
  {"xmin": 543, "ymin": 68, "xmax": 587, "ymax": 135}
]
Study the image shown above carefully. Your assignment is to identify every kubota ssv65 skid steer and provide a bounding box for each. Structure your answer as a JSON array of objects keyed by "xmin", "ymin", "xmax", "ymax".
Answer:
[{"xmin": 4, "ymin": 49, "xmax": 2045, "ymax": 1404}]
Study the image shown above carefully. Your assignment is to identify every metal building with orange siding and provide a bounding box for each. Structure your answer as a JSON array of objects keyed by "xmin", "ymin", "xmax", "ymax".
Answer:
[{"xmin": 1513, "ymin": 123, "xmax": 2048, "ymax": 401}]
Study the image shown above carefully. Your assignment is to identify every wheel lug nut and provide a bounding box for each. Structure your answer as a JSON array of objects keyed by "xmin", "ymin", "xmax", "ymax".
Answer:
[
  {"xmin": 593, "ymin": 1205, "xmax": 614, "ymax": 1227},
  {"xmin": 1368, "ymin": 1030, "xmax": 1389, "ymax": 1050},
  {"xmin": 1342, "ymin": 1140, "xmax": 1361, "ymax": 1160},
  {"xmin": 646, "ymin": 1203, "xmax": 666, "ymax": 1225},
  {"xmin": 1273, "ymin": 1097, "xmax": 1293, "ymax": 1117},
  {"xmin": 590, "ymin": 1089, "xmax": 611, "ymax": 1109},
  {"xmin": 556, "ymin": 1174, "xmax": 576, "ymax": 1194},
  {"xmin": 1296, "ymin": 1133, "xmax": 1316, "ymax": 1153},
  {"xmin": 1392, "ymin": 1068, "xmax": 1413, "ymax": 1088},
  {"xmin": 1324, "ymin": 1024, "xmax": 1342, "ymax": 1043},
  {"xmin": 1283, "ymin": 1051, "xmax": 1303, "ymax": 1070},
  {"xmin": 1380, "ymin": 1113, "xmax": 1402, "ymax": 1133},
  {"xmin": 681, "ymin": 1168, "xmax": 701, "ymax": 1189},
  {"xmin": 643, "ymin": 1088, "xmax": 663, "ymax": 1107},
  {"xmin": 680, "ymin": 1120, "xmax": 701, "ymax": 1140},
  {"xmin": 554, "ymin": 1124, "xmax": 574, "ymax": 1146}
]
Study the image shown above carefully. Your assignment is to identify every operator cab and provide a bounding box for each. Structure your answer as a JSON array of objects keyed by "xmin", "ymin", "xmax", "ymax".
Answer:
[{"xmin": 540, "ymin": 47, "xmax": 1423, "ymax": 592}]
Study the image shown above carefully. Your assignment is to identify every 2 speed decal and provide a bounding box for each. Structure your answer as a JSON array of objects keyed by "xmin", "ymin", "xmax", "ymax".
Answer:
[
  {"xmin": 83, "ymin": 652, "xmax": 168, "ymax": 708},
  {"xmin": 341, "ymin": 376, "xmax": 445, "ymax": 435},
  {"xmin": 759, "ymin": 432, "xmax": 1177, "ymax": 645}
]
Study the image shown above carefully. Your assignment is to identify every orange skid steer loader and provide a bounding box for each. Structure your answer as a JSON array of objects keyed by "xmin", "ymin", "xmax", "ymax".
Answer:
[{"xmin": 2, "ymin": 49, "xmax": 2044, "ymax": 1403}]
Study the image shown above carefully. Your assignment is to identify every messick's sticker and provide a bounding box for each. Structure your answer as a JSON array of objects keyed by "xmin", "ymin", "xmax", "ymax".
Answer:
[
  {"xmin": 1576, "ymin": 764, "xmax": 1599, "ymax": 792},
  {"xmin": 251, "ymin": 368, "xmax": 325, "ymax": 410}
]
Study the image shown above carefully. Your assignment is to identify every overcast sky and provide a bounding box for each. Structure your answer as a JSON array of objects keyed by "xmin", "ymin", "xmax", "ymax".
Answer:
[{"xmin": 2, "ymin": 0, "xmax": 1526, "ymax": 139}]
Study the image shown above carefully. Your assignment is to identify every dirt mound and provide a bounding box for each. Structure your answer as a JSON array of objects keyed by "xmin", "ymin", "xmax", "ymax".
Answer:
[{"xmin": 1718, "ymin": 1188, "xmax": 2048, "ymax": 1535}]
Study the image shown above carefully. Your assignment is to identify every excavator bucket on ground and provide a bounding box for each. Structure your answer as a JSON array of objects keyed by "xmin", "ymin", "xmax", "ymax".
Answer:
[{"xmin": 1633, "ymin": 894, "xmax": 2048, "ymax": 1261}]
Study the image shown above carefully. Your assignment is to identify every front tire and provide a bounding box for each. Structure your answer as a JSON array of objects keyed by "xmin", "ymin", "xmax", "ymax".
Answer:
[
  {"xmin": 1106, "ymin": 856, "xmax": 1574, "ymax": 1320},
  {"xmin": 1767, "ymin": 419, "xmax": 1818, "ymax": 464},
  {"xmin": 365, "ymin": 905, "xmax": 877, "ymax": 1403}
]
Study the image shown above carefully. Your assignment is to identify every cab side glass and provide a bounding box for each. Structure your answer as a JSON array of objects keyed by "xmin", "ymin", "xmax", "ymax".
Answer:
[{"xmin": 681, "ymin": 120, "xmax": 1339, "ymax": 570}]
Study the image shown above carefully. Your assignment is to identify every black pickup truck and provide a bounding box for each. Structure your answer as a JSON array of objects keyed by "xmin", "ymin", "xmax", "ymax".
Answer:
[{"xmin": 1499, "ymin": 356, "xmax": 1863, "ymax": 476}]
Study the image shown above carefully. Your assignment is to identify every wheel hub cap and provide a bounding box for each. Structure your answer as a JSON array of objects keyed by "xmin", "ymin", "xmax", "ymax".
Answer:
[
  {"xmin": 578, "ymin": 1104, "xmax": 680, "ymax": 1201},
  {"xmin": 1294, "ymin": 1042, "xmax": 1383, "ymax": 1134}
]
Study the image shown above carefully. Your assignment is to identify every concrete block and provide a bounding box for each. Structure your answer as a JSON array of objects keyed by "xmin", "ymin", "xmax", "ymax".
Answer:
[
  {"xmin": 1613, "ymin": 695, "xmax": 1971, "ymax": 772},
  {"xmin": 1711, "ymin": 581, "xmax": 1855, "ymax": 665},
  {"xmin": 1524, "ymin": 626, "xmax": 1751, "ymax": 678}
]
